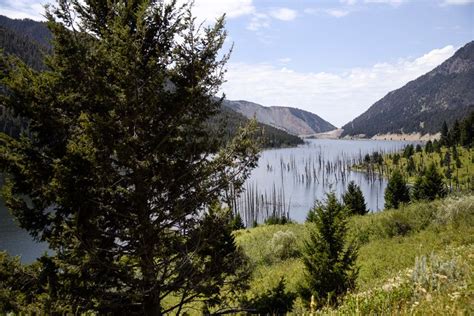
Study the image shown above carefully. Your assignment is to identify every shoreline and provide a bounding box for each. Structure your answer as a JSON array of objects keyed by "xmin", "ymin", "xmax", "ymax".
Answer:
[{"xmin": 300, "ymin": 129, "xmax": 440, "ymax": 142}]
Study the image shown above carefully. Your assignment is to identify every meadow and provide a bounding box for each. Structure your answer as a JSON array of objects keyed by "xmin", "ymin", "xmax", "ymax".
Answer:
[{"xmin": 234, "ymin": 194, "xmax": 474, "ymax": 314}]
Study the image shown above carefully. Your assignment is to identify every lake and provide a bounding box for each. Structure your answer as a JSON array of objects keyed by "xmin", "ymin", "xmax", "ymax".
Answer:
[
  {"xmin": 0, "ymin": 138, "xmax": 415, "ymax": 263},
  {"xmin": 233, "ymin": 138, "xmax": 417, "ymax": 224}
]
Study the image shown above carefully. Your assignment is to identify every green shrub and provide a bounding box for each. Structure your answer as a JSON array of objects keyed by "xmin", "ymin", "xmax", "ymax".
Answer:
[
  {"xmin": 381, "ymin": 211, "xmax": 413, "ymax": 237},
  {"xmin": 411, "ymin": 253, "xmax": 466, "ymax": 291},
  {"xmin": 433, "ymin": 195, "xmax": 474, "ymax": 229},
  {"xmin": 249, "ymin": 277, "xmax": 296, "ymax": 314},
  {"xmin": 268, "ymin": 230, "xmax": 299, "ymax": 261},
  {"xmin": 264, "ymin": 215, "xmax": 292, "ymax": 225}
]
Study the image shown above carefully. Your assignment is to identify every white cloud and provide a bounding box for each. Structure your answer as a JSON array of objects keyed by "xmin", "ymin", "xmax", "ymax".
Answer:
[
  {"xmin": 440, "ymin": 0, "xmax": 474, "ymax": 5},
  {"xmin": 326, "ymin": 9, "xmax": 350, "ymax": 17},
  {"xmin": 221, "ymin": 45, "xmax": 456, "ymax": 127},
  {"xmin": 0, "ymin": 0, "xmax": 47, "ymax": 20},
  {"xmin": 364, "ymin": 0, "xmax": 406, "ymax": 6},
  {"xmin": 246, "ymin": 13, "xmax": 270, "ymax": 31},
  {"xmin": 185, "ymin": 0, "xmax": 255, "ymax": 21},
  {"xmin": 305, "ymin": 7, "xmax": 351, "ymax": 18},
  {"xmin": 341, "ymin": 0, "xmax": 358, "ymax": 4},
  {"xmin": 278, "ymin": 57, "xmax": 292, "ymax": 64},
  {"xmin": 269, "ymin": 8, "xmax": 298, "ymax": 21}
]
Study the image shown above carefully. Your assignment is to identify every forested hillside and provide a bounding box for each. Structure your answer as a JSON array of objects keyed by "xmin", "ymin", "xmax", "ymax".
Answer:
[
  {"xmin": 342, "ymin": 41, "xmax": 474, "ymax": 138},
  {"xmin": 0, "ymin": 15, "xmax": 303, "ymax": 148},
  {"xmin": 224, "ymin": 99, "xmax": 336, "ymax": 136}
]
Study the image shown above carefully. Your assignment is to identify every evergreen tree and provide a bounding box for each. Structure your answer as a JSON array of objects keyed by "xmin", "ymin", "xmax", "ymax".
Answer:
[
  {"xmin": 363, "ymin": 153, "xmax": 371, "ymax": 164},
  {"xmin": 443, "ymin": 151, "xmax": 451, "ymax": 167},
  {"xmin": 301, "ymin": 193, "xmax": 358, "ymax": 305},
  {"xmin": 403, "ymin": 144, "xmax": 414, "ymax": 159},
  {"xmin": 392, "ymin": 153, "xmax": 400, "ymax": 165},
  {"xmin": 342, "ymin": 181, "xmax": 367, "ymax": 216},
  {"xmin": 433, "ymin": 139, "xmax": 441, "ymax": 153},
  {"xmin": 0, "ymin": 1, "xmax": 259, "ymax": 314},
  {"xmin": 230, "ymin": 212, "xmax": 246, "ymax": 230},
  {"xmin": 384, "ymin": 169, "xmax": 410, "ymax": 209},
  {"xmin": 451, "ymin": 119, "xmax": 461, "ymax": 145},
  {"xmin": 425, "ymin": 140, "xmax": 433, "ymax": 153},
  {"xmin": 460, "ymin": 112, "xmax": 473, "ymax": 148},
  {"xmin": 440, "ymin": 121, "xmax": 450, "ymax": 147},
  {"xmin": 406, "ymin": 157, "xmax": 416, "ymax": 175},
  {"xmin": 412, "ymin": 163, "xmax": 447, "ymax": 201}
]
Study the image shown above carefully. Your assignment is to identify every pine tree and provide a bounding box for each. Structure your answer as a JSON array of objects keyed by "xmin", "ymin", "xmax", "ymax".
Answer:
[
  {"xmin": 412, "ymin": 163, "xmax": 447, "ymax": 201},
  {"xmin": 433, "ymin": 139, "xmax": 441, "ymax": 153},
  {"xmin": 440, "ymin": 121, "xmax": 450, "ymax": 147},
  {"xmin": 406, "ymin": 157, "xmax": 416, "ymax": 175},
  {"xmin": 384, "ymin": 169, "xmax": 410, "ymax": 209},
  {"xmin": 342, "ymin": 181, "xmax": 367, "ymax": 216},
  {"xmin": 301, "ymin": 193, "xmax": 358, "ymax": 305},
  {"xmin": 403, "ymin": 144, "xmax": 414, "ymax": 159},
  {"xmin": 425, "ymin": 140, "xmax": 433, "ymax": 153},
  {"xmin": 451, "ymin": 119, "xmax": 461, "ymax": 145},
  {"xmin": 0, "ymin": 1, "xmax": 259, "ymax": 314},
  {"xmin": 460, "ymin": 112, "xmax": 473, "ymax": 148}
]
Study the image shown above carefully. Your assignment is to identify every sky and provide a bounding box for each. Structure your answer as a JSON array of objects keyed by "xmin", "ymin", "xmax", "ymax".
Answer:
[{"xmin": 1, "ymin": 0, "xmax": 473, "ymax": 127}]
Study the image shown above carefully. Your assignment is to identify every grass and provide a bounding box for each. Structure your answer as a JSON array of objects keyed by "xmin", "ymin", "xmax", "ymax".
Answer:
[
  {"xmin": 234, "ymin": 194, "xmax": 474, "ymax": 314},
  {"xmin": 352, "ymin": 146, "xmax": 474, "ymax": 191},
  {"xmin": 386, "ymin": 146, "xmax": 473, "ymax": 187}
]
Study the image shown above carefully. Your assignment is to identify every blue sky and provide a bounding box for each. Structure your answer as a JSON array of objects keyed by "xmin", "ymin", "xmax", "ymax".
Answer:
[{"xmin": 1, "ymin": 0, "xmax": 473, "ymax": 126}]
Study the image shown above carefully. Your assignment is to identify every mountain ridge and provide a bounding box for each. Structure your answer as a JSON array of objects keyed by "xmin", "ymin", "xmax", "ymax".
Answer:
[
  {"xmin": 341, "ymin": 41, "xmax": 474, "ymax": 138},
  {"xmin": 0, "ymin": 15, "xmax": 304, "ymax": 148},
  {"xmin": 223, "ymin": 99, "xmax": 336, "ymax": 136}
]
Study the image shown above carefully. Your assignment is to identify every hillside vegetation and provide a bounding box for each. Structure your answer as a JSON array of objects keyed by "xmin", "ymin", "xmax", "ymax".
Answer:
[
  {"xmin": 234, "ymin": 194, "xmax": 474, "ymax": 314},
  {"xmin": 341, "ymin": 41, "xmax": 474, "ymax": 138},
  {"xmin": 224, "ymin": 99, "xmax": 336, "ymax": 136},
  {"xmin": 0, "ymin": 15, "xmax": 303, "ymax": 148}
]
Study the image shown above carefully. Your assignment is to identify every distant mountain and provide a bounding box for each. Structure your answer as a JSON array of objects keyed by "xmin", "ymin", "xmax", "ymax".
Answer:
[
  {"xmin": 209, "ymin": 105, "xmax": 304, "ymax": 148},
  {"xmin": 0, "ymin": 15, "xmax": 303, "ymax": 148},
  {"xmin": 223, "ymin": 100, "xmax": 336, "ymax": 136},
  {"xmin": 0, "ymin": 15, "xmax": 50, "ymax": 70},
  {"xmin": 341, "ymin": 41, "xmax": 474, "ymax": 138},
  {"xmin": 0, "ymin": 15, "xmax": 51, "ymax": 48}
]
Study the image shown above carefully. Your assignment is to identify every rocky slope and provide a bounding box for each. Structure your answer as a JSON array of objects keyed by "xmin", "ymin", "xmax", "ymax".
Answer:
[
  {"xmin": 341, "ymin": 41, "xmax": 474, "ymax": 138},
  {"xmin": 223, "ymin": 100, "xmax": 336, "ymax": 136}
]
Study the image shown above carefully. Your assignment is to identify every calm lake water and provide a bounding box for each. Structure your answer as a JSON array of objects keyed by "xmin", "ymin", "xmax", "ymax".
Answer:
[
  {"xmin": 234, "ymin": 139, "xmax": 416, "ymax": 224},
  {"xmin": 0, "ymin": 138, "xmax": 415, "ymax": 263}
]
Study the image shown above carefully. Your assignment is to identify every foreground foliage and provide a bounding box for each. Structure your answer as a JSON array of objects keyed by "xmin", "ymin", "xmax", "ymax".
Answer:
[
  {"xmin": 235, "ymin": 194, "xmax": 474, "ymax": 315},
  {"xmin": 0, "ymin": 0, "xmax": 259, "ymax": 314},
  {"xmin": 301, "ymin": 193, "xmax": 358, "ymax": 305}
]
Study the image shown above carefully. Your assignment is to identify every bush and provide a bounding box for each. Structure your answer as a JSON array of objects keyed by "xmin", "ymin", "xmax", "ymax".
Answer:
[
  {"xmin": 412, "ymin": 253, "xmax": 465, "ymax": 291},
  {"xmin": 381, "ymin": 211, "xmax": 413, "ymax": 237},
  {"xmin": 250, "ymin": 277, "xmax": 296, "ymax": 314},
  {"xmin": 265, "ymin": 215, "xmax": 292, "ymax": 225},
  {"xmin": 268, "ymin": 230, "xmax": 299, "ymax": 261},
  {"xmin": 433, "ymin": 195, "xmax": 474, "ymax": 229}
]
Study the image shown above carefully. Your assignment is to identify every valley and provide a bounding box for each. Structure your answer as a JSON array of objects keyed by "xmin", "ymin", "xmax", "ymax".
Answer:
[{"xmin": 0, "ymin": 3, "xmax": 473, "ymax": 315}]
